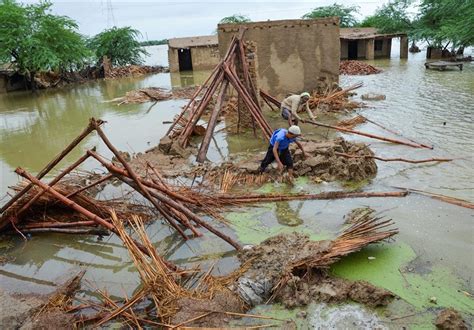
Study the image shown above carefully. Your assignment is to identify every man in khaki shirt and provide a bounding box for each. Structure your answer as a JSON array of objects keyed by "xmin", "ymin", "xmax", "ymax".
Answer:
[{"xmin": 281, "ymin": 92, "xmax": 315, "ymax": 126}]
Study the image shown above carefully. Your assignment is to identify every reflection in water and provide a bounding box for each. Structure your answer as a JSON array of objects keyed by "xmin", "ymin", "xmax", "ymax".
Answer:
[
  {"xmin": 170, "ymin": 70, "xmax": 210, "ymax": 88},
  {"xmin": 275, "ymin": 201, "xmax": 304, "ymax": 227}
]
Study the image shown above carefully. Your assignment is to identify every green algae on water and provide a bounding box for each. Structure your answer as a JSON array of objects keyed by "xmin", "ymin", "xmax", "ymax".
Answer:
[
  {"xmin": 331, "ymin": 242, "xmax": 474, "ymax": 314},
  {"xmin": 226, "ymin": 206, "xmax": 331, "ymax": 245}
]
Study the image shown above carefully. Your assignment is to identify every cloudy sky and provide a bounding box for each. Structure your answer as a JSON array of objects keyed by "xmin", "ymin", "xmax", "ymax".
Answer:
[{"xmin": 28, "ymin": 1, "xmax": 394, "ymax": 40}]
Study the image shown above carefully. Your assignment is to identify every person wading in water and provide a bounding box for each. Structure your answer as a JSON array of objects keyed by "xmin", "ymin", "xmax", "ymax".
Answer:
[
  {"xmin": 280, "ymin": 92, "xmax": 316, "ymax": 126},
  {"xmin": 258, "ymin": 125, "xmax": 307, "ymax": 181}
]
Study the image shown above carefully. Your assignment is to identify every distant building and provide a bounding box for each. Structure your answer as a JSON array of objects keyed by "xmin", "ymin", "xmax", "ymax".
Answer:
[
  {"xmin": 340, "ymin": 27, "xmax": 408, "ymax": 60},
  {"xmin": 168, "ymin": 35, "xmax": 220, "ymax": 72},
  {"xmin": 218, "ymin": 18, "xmax": 340, "ymax": 98}
]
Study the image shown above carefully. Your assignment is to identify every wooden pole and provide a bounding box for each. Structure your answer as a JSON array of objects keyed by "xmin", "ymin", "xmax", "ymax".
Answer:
[
  {"xmin": 335, "ymin": 152, "xmax": 452, "ymax": 164},
  {"xmin": 196, "ymin": 80, "xmax": 229, "ymax": 163},
  {"xmin": 305, "ymin": 120, "xmax": 425, "ymax": 148},
  {"xmin": 11, "ymin": 151, "xmax": 93, "ymax": 225},
  {"xmin": 0, "ymin": 118, "xmax": 101, "ymax": 214},
  {"xmin": 19, "ymin": 220, "xmax": 96, "ymax": 229},
  {"xmin": 66, "ymin": 173, "xmax": 114, "ymax": 198},
  {"xmin": 224, "ymin": 67, "xmax": 272, "ymax": 139},
  {"xmin": 88, "ymin": 151, "xmax": 240, "ymax": 249},
  {"xmin": 179, "ymin": 70, "xmax": 226, "ymax": 146},
  {"xmin": 216, "ymin": 191, "xmax": 408, "ymax": 204},
  {"xmin": 12, "ymin": 227, "xmax": 110, "ymax": 236},
  {"xmin": 15, "ymin": 167, "xmax": 115, "ymax": 231},
  {"xmin": 15, "ymin": 167, "xmax": 179, "ymax": 271},
  {"xmin": 85, "ymin": 147, "xmax": 188, "ymax": 239},
  {"xmin": 362, "ymin": 117, "xmax": 433, "ymax": 149}
]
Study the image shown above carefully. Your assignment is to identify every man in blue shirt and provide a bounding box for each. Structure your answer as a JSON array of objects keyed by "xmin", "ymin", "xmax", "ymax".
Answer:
[{"xmin": 259, "ymin": 125, "xmax": 307, "ymax": 178}]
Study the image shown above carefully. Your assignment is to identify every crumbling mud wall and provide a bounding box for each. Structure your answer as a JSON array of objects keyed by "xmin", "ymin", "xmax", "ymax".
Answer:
[{"xmin": 217, "ymin": 18, "xmax": 340, "ymax": 98}]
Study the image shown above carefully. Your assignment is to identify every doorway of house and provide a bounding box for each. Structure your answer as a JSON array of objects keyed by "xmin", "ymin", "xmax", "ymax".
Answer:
[
  {"xmin": 348, "ymin": 41, "xmax": 358, "ymax": 59},
  {"xmin": 178, "ymin": 48, "xmax": 193, "ymax": 71}
]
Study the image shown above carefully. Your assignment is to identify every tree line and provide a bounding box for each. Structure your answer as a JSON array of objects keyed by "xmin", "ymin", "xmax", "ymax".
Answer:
[
  {"xmin": 0, "ymin": 0, "xmax": 150, "ymax": 88},
  {"xmin": 220, "ymin": 0, "xmax": 473, "ymax": 52}
]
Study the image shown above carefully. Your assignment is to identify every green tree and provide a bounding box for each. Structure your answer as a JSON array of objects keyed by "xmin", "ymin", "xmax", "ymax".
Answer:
[
  {"xmin": 414, "ymin": 0, "xmax": 473, "ymax": 49},
  {"xmin": 0, "ymin": 0, "xmax": 90, "ymax": 90},
  {"xmin": 302, "ymin": 3, "xmax": 360, "ymax": 27},
  {"xmin": 360, "ymin": 0, "xmax": 414, "ymax": 34},
  {"xmin": 219, "ymin": 14, "xmax": 252, "ymax": 24},
  {"xmin": 88, "ymin": 26, "xmax": 149, "ymax": 67}
]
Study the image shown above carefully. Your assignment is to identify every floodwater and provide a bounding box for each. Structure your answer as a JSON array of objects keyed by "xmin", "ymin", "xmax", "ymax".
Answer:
[{"xmin": 1, "ymin": 44, "xmax": 473, "ymax": 327}]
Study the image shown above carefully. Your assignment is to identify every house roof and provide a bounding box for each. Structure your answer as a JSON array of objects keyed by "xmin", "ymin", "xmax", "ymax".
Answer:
[
  {"xmin": 168, "ymin": 35, "xmax": 218, "ymax": 49},
  {"xmin": 340, "ymin": 27, "xmax": 406, "ymax": 40}
]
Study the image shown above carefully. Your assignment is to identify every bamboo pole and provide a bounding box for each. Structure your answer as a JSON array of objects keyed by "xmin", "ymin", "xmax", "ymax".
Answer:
[
  {"xmin": 12, "ymin": 227, "xmax": 110, "ymax": 235},
  {"xmin": 179, "ymin": 70, "xmax": 226, "ymax": 146},
  {"xmin": 305, "ymin": 120, "xmax": 425, "ymax": 148},
  {"xmin": 224, "ymin": 66, "xmax": 272, "ymax": 139},
  {"xmin": 87, "ymin": 151, "xmax": 241, "ymax": 250},
  {"xmin": 362, "ymin": 116, "xmax": 433, "ymax": 149},
  {"xmin": 86, "ymin": 150, "xmax": 188, "ymax": 239},
  {"xmin": 335, "ymin": 152, "xmax": 453, "ymax": 164},
  {"xmin": 92, "ymin": 120, "xmax": 188, "ymax": 239},
  {"xmin": 15, "ymin": 167, "xmax": 179, "ymax": 271},
  {"xmin": 15, "ymin": 167, "xmax": 115, "ymax": 231},
  {"xmin": 196, "ymin": 80, "xmax": 229, "ymax": 163},
  {"xmin": 12, "ymin": 151, "xmax": 93, "ymax": 224},
  {"xmin": 216, "ymin": 191, "xmax": 408, "ymax": 203},
  {"xmin": 260, "ymin": 89, "xmax": 282, "ymax": 108},
  {"xmin": 66, "ymin": 173, "xmax": 114, "ymax": 198},
  {"xmin": 0, "ymin": 119, "xmax": 101, "ymax": 214},
  {"xmin": 19, "ymin": 220, "xmax": 96, "ymax": 229},
  {"xmin": 392, "ymin": 186, "xmax": 474, "ymax": 210}
]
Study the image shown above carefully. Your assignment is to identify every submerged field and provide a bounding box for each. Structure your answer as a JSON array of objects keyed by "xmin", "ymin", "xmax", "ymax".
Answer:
[{"xmin": 1, "ymin": 45, "xmax": 473, "ymax": 328}]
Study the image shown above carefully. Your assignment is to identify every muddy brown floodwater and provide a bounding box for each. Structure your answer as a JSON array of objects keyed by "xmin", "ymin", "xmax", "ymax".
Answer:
[{"xmin": 1, "ymin": 44, "xmax": 473, "ymax": 328}]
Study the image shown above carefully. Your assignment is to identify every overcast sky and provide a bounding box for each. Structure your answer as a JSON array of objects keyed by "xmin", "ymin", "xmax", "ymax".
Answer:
[{"xmin": 27, "ymin": 1, "xmax": 395, "ymax": 40}]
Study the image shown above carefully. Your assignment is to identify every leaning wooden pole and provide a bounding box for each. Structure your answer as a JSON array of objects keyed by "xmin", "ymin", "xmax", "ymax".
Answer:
[
  {"xmin": 11, "ymin": 150, "xmax": 94, "ymax": 225},
  {"xmin": 14, "ymin": 167, "xmax": 179, "ymax": 271},
  {"xmin": 0, "ymin": 119, "xmax": 101, "ymax": 214},
  {"xmin": 85, "ymin": 129, "xmax": 188, "ymax": 239},
  {"xmin": 196, "ymin": 80, "xmax": 229, "ymax": 163},
  {"xmin": 15, "ymin": 168, "xmax": 115, "ymax": 231},
  {"xmin": 362, "ymin": 116, "xmax": 433, "ymax": 149},
  {"xmin": 305, "ymin": 120, "xmax": 425, "ymax": 148},
  {"xmin": 88, "ymin": 151, "xmax": 241, "ymax": 250}
]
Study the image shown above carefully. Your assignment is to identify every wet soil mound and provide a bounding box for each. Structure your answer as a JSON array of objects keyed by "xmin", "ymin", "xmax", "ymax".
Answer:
[
  {"xmin": 237, "ymin": 232, "xmax": 394, "ymax": 308},
  {"xmin": 292, "ymin": 138, "xmax": 377, "ymax": 181},
  {"xmin": 232, "ymin": 138, "xmax": 377, "ymax": 182},
  {"xmin": 435, "ymin": 308, "xmax": 468, "ymax": 329}
]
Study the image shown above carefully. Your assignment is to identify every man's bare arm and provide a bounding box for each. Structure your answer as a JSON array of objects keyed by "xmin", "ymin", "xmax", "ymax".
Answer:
[
  {"xmin": 295, "ymin": 140, "xmax": 307, "ymax": 158},
  {"xmin": 273, "ymin": 142, "xmax": 284, "ymax": 169}
]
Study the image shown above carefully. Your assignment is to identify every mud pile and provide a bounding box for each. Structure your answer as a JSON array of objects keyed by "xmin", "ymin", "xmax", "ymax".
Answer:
[
  {"xmin": 291, "ymin": 138, "xmax": 377, "ymax": 181},
  {"xmin": 435, "ymin": 308, "xmax": 468, "ymax": 329},
  {"xmin": 236, "ymin": 232, "xmax": 394, "ymax": 308}
]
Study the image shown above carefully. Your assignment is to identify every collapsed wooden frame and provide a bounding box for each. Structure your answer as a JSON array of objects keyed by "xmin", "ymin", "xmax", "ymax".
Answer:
[{"xmin": 166, "ymin": 29, "xmax": 273, "ymax": 163}]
